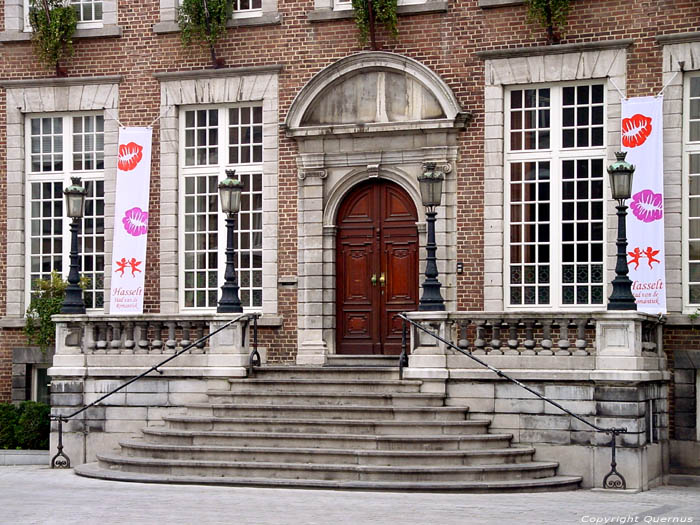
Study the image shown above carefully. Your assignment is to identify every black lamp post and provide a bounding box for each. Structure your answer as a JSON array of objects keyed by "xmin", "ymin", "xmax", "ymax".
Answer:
[
  {"xmin": 418, "ymin": 162, "xmax": 445, "ymax": 311},
  {"xmin": 60, "ymin": 177, "xmax": 87, "ymax": 314},
  {"xmin": 217, "ymin": 169, "xmax": 244, "ymax": 313},
  {"xmin": 607, "ymin": 152, "xmax": 637, "ymax": 311}
]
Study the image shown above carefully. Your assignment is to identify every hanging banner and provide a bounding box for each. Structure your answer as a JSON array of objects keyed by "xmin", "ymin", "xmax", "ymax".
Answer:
[
  {"xmin": 109, "ymin": 127, "xmax": 152, "ymax": 314},
  {"xmin": 621, "ymin": 96, "xmax": 666, "ymax": 313}
]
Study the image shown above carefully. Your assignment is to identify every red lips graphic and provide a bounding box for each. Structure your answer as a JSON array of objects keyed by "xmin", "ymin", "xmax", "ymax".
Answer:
[
  {"xmin": 118, "ymin": 142, "xmax": 144, "ymax": 172},
  {"xmin": 621, "ymin": 114, "xmax": 652, "ymax": 148}
]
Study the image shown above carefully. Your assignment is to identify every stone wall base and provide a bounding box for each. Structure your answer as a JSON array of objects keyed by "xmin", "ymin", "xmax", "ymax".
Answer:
[{"xmin": 49, "ymin": 375, "xmax": 226, "ymax": 466}]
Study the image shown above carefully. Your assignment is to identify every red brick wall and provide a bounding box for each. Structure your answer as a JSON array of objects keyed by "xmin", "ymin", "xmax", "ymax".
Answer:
[{"xmin": 0, "ymin": 0, "xmax": 699, "ymax": 397}]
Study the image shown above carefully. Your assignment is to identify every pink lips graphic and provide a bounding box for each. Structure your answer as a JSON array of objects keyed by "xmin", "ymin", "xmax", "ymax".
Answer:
[
  {"xmin": 122, "ymin": 207, "xmax": 149, "ymax": 236},
  {"xmin": 630, "ymin": 189, "xmax": 663, "ymax": 223}
]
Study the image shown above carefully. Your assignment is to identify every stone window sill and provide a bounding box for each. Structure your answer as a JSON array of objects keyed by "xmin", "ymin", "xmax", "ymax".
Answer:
[
  {"xmin": 308, "ymin": 1, "xmax": 447, "ymax": 22},
  {"xmin": 476, "ymin": 38, "xmax": 633, "ymax": 60},
  {"xmin": 0, "ymin": 24, "xmax": 122, "ymax": 43},
  {"xmin": 478, "ymin": 0, "xmax": 523, "ymax": 7},
  {"xmin": 153, "ymin": 12, "xmax": 282, "ymax": 34}
]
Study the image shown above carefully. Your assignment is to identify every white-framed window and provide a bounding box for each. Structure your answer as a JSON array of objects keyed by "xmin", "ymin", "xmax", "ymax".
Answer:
[
  {"xmin": 683, "ymin": 74, "xmax": 700, "ymax": 308},
  {"xmin": 24, "ymin": 113, "xmax": 105, "ymax": 310},
  {"xmin": 179, "ymin": 105, "xmax": 263, "ymax": 310},
  {"xmin": 176, "ymin": 0, "xmax": 262, "ymax": 19},
  {"xmin": 505, "ymin": 82, "xmax": 607, "ymax": 308},
  {"xmin": 23, "ymin": 0, "xmax": 104, "ymax": 31}
]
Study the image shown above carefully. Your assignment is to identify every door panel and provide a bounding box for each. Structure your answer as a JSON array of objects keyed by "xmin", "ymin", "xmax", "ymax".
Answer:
[{"xmin": 336, "ymin": 180, "xmax": 418, "ymax": 355}]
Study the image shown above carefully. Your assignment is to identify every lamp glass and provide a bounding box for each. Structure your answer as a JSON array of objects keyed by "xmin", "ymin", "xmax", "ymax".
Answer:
[
  {"xmin": 608, "ymin": 170, "xmax": 633, "ymax": 201},
  {"xmin": 219, "ymin": 175, "xmax": 243, "ymax": 214},
  {"xmin": 418, "ymin": 173, "xmax": 444, "ymax": 208},
  {"xmin": 64, "ymin": 178, "xmax": 86, "ymax": 219}
]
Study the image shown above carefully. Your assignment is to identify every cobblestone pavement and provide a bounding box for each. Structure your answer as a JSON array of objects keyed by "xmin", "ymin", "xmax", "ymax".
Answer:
[{"xmin": 1, "ymin": 466, "xmax": 699, "ymax": 525}]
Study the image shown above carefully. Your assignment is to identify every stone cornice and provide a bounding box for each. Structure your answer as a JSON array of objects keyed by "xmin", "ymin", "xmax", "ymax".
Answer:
[
  {"xmin": 0, "ymin": 74, "xmax": 123, "ymax": 89},
  {"xmin": 656, "ymin": 32, "xmax": 700, "ymax": 45},
  {"xmin": 153, "ymin": 65, "xmax": 283, "ymax": 82},
  {"xmin": 476, "ymin": 38, "xmax": 634, "ymax": 60}
]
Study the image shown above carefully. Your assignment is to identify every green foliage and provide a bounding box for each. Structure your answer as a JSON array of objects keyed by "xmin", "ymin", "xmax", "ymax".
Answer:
[
  {"xmin": 178, "ymin": 0, "xmax": 233, "ymax": 65},
  {"xmin": 16, "ymin": 402, "xmax": 51, "ymax": 450},
  {"xmin": 0, "ymin": 402, "xmax": 50, "ymax": 450},
  {"xmin": 525, "ymin": 0, "xmax": 570, "ymax": 44},
  {"xmin": 28, "ymin": 0, "xmax": 78, "ymax": 74},
  {"xmin": 0, "ymin": 404, "xmax": 20, "ymax": 449},
  {"xmin": 25, "ymin": 271, "xmax": 88, "ymax": 352},
  {"xmin": 351, "ymin": 0, "xmax": 398, "ymax": 47}
]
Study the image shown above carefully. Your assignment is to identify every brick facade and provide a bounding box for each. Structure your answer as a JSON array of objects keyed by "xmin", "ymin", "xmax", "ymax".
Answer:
[{"xmin": 0, "ymin": 1, "xmax": 698, "ymax": 444}]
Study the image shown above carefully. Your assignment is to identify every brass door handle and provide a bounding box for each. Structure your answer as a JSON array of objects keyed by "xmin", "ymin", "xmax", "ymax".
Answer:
[
  {"xmin": 371, "ymin": 274, "xmax": 377, "ymax": 286},
  {"xmin": 379, "ymin": 273, "xmax": 386, "ymax": 287}
]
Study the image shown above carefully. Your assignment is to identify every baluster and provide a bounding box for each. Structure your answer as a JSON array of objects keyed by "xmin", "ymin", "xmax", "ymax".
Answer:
[
  {"xmin": 194, "ymin": 322, "xmax": 206, "ymax": 353},
  {"xmin": 505, "ymin": 320, "xmax": 519, "ymax": 355},
  {"xmin": 473, "ymin": 320, "xmax": 486, "ymax": 355},
  {"xmin": 522, "ymin": 319, "xmax": 536, "ymax": 356},
  {"xmin": 539, "ymin": 319, "xmax": 554, "ymax": 355},
  {"xmin": 95, "ymin": 323, "xmax": 107, "ymax": 354},
  {"xmin": 573, "ymin": 318, "xmax": 589, "ymax": 356},
  {"xmin": 165, "ymin": 322, "xmax": 177, "ymax": 353},
  {"xmin": 151, "ymin": 322, "xmax": 163, "ymax": 354},
  {"xmin": 489, "ymin": 319, "xmax": 503, "ymax": 355},
  {"xmin": 85, "ymin": 323, "xmax": 96, "ymax": 354},
  {"xmin": 136, "ymin": 321, "xmax": 149, "ymax": 354},
  {"xmin": 123, "ymin": 321, "xmax": 135, "ymax": 354},
  {"xmin": 180, "ymin": 321, "xmax": 191, "ymax": 349},
  {"xmin": 109, "ymin": 321, "xmax": 122, "ymax": 354},
  {"xmin": 556, "ymin": 318, "xmax": 571, "ymax": 356},
  {"xmin": 457, "ymin": 320, "xmax": 469, "ymax": 352}
]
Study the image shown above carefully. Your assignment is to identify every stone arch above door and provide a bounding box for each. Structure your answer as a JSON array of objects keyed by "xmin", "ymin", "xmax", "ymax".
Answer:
[
  {"xmin": 285, "ymin": 51, "xmax": 468, "ymax": 135},
  {"xmin": 288, "ymin": 52, "xmax": 467, "ymax": 366}
]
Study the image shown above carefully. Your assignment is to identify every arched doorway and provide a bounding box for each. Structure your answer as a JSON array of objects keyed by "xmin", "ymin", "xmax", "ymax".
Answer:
[{"xmin": 336, "ymin": 179, "xmax": 419, "ymax": 355}]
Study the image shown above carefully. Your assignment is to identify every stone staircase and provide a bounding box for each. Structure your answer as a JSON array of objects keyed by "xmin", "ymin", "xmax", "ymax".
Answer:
[{"xmin": 75, "ymin": 365, "xmax": 582, "ymax": 491}]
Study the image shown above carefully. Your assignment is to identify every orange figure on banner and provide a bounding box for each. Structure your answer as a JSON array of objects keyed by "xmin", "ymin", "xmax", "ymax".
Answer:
[
  {"xmin": 643, "ymin": 246, "xmax": 660, "ymax": 269},
  {"xmin": 114, "ymin": 257, "xmax": 143, "ymax": 278},
  {"xmin": 627, "ymin": 247, "xmax": 643, "ymax": 270},
  {"xmin": 115, "ymin": 257, "xmax": 129, "ymax": 277},
  {"xmin": 128, "ymin": 258, "xmax": 142, "ymax": 276}
]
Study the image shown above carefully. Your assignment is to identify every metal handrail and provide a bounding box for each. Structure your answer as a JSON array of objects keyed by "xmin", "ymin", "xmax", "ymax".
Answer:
[
  {"xmin": 398, "ymin": 313, "xmax": 644, "ymax": 489},
  {"xmin": 50, "ymin": 312, "xmax": 260, "ymax": 469}
]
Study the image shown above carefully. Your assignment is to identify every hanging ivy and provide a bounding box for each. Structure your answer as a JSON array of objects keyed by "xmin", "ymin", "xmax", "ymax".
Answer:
[
  {"xmin": 525, "ymin": 0, "xmax": 570, "ymax": 44},
  {"xmin": 351, "ymin": 0, "xmax": 398, "ymax": 50},
  {"xmin": 28, "ymin": 0, "xmax": 78, "ymax": 76},
  {"xmin": 178, "ymin": 0, "xmax": 233, "ymax": 68}
]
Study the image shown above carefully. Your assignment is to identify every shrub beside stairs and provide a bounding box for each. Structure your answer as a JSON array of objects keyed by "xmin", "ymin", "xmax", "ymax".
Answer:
[{"xmin": 76, "ymin": 364, "xmax": 582, "ymax": 492}]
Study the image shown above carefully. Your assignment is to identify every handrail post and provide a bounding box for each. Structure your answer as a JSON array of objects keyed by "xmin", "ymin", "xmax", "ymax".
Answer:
[
  {"xmin": 602, "ymin": 429, "xmax": 627, "ymax": 489},
  {"xmin": 50, "ymin": 416, "xmax": 70, "ymax": 469},
  {"xmin": 399, "ymin": 319, "xmax": 408, "ymax": 380},
  {"xmin": 248, "ymin": 314, "xmax": 261, "ymax": 377}
]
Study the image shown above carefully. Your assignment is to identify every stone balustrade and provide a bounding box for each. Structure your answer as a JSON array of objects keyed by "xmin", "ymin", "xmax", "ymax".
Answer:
[
  {"xmin": 404, "ymin": 310, "xmax": 666, "ymax": 375},
  {"xmin": 82, "ymin": 317, "xmax": 211, "ymax": 355}
]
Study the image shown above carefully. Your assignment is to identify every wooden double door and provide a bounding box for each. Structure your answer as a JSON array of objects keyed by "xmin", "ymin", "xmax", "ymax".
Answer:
[{"xmin": 336, "ymin": 180, "xmax": 419, "ymax": 355}]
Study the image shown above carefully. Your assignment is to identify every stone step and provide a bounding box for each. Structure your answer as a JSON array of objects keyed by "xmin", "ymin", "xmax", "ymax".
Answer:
[
  {"xmin": 325, "ymin": 356, "xmax": 399, "ymax": 367},
  {"xmin": 77, "ymin": 462, "xmax": 583, "ymax": 492},
  {"xmin": 206, "ymin": 391, "xmax": 444, "ymax": 407},
  {"xmin": 140, "ymin": 428, "xmax": 515, "ymax": 450},
  {"xmin": 161, "ymin": 416, "xmax": 491, "ymax": 435},
  {"xmin": 227, "ymin": 378, "xmax": 423, "ymax": 394},
  {"xmin": 96, "ymin": 453, "xmax": 560, "ymax": 482},
  {"xmin": 250, "ymin": 366, "xmax": 400, "ymax": 381},
  {"xmin": 118, "ymin": 441, "xmax": 537, "ymax": 466},
  {"xmin": 185, "ymin": 403, "xmax": 469, "ymax": 421}
]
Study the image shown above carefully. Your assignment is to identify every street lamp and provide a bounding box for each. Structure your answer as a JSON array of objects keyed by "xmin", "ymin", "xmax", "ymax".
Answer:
[
  {"xmin": 418, "ymin": 162, "xmax": 445, "ymax": 311},
  {"xmin": 60, "ymin": 177, "xmax": 87, "ymax": 314},
  {"xmin": 217, "ymin": 169, "xmax": 244, "ymax": 313},
  {"xmin": 607, "ymin": 152, "xmax": 637, "ymax": 311}
]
